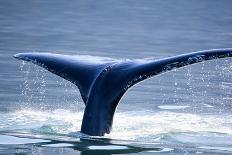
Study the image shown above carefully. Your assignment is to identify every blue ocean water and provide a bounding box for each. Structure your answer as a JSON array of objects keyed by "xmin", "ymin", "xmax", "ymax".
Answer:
[{"xmin": 0, "ymin": 0, "xmax": 232, "ymax": 154}]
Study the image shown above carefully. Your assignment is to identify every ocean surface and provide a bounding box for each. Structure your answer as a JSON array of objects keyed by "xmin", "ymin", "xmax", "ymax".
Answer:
[{"xmin": 0, "ymin": 0, "xmax": 232, "ymax": 154}]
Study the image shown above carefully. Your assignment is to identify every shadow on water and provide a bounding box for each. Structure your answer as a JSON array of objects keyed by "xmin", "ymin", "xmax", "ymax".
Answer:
[
  {"xmin": 0, "ymin": 133, "xmax": 162, "ymax": 155},
  {"xmin": 61, "ymin": 138, "xmax": 158, "ymax": 155},
  {"xmin": 2, "ymin": 133, "xmax": 232, "ymax": 155}
]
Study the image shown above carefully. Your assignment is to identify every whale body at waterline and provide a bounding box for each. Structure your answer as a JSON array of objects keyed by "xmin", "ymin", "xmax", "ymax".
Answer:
[{"xmin": 14, "ymin": 49, "xmax": 232, "ymax": 136}]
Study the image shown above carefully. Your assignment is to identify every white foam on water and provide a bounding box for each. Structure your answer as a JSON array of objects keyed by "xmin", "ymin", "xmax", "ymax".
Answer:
[
  {"xmin": 0, "ymin": 110, "xmax": 83, "ymax": 134},
  {"xmin": 110, "ymin": 111, "xmax": 232, "ymax": 142},
  {"xmin": 1, "ymin": 110, "xmax": 232, "ymax": 146}
]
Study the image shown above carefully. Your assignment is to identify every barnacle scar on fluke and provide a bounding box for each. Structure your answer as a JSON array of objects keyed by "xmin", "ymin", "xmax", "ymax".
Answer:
[{"xmin": 14, "ymin": 48, "xmax": 232, "ymax": 136}]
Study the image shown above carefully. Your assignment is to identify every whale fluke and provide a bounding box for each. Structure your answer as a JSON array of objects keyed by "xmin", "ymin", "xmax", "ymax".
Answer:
[
  {"xmin": 14, "ymin": 53, "xmax": 116, "ymax": 104},
  {"xmin": 14, "ymin": 49, "xmax": 232, "ymax": 136}
]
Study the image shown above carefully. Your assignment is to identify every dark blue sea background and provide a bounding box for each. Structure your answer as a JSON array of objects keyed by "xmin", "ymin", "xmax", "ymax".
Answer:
[{"xmin": 0, "ymin": 0, "xmax": 232, "ymax": 154}]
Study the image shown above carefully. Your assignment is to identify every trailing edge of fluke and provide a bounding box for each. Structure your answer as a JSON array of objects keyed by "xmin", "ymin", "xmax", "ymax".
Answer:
[{"xmin": 14, "ymin": 48, "xmax": 232, "ymax": 136}]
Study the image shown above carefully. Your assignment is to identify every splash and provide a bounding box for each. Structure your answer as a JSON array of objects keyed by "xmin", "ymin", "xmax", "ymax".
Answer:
[
  {"xmin": 19, "ymin": 61, "xmax": 83, "ymax": 111},
  {"xmin": 1, "ymin": 109, "xmax": 232, "ymax": 146},
  {"xmin": 151, "ymin": 58, "xmax": 232, "ymax": 114},
  {"xmin": 12, "ymin": 56, "xmax": 232, "ymax": 147},
  {"xmin": 20, "ymin": 61, "xmax": 46, "ymax": 110}
]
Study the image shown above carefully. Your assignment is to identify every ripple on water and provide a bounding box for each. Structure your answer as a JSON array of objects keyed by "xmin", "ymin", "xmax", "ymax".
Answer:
[
  {"xmin": 165, "ymin": 132, "xmax": 232, "ymax": 146},
  {"xmin": 42, "ymin": 143, "xmax": 74, "ymax": 147},
  {"xmin": 198, "ymin": 146, "xmax": 232, "ymax": 152},
  {"xmin": 147, "ymin": 148, "xmax": 173, "ymax": 153},
  {"xmin": 0, "ymin": 135, "xmax": 50, "ymax": 145},
  {"xmin": 87, "ymin": 145, "xmax": 129, "ymax": 150},
  {"xmin": 157, "ymin": 105, "xmax": 189, "ymax": 110}
]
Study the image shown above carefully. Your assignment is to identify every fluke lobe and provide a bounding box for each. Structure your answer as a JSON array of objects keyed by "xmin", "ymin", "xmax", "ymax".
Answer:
[{"xmin": 14, "ymin": 49, "xmax": 232, "ymax": 136}]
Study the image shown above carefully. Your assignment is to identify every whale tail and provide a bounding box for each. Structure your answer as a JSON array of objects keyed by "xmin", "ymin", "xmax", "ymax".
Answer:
[
  {"xmin": 14, "ymin": 53, "xmax": 117, "ymax": 104},
  {"xmin": 14, "ymin": 49, "xmax": 232, "ymax": 136}
]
